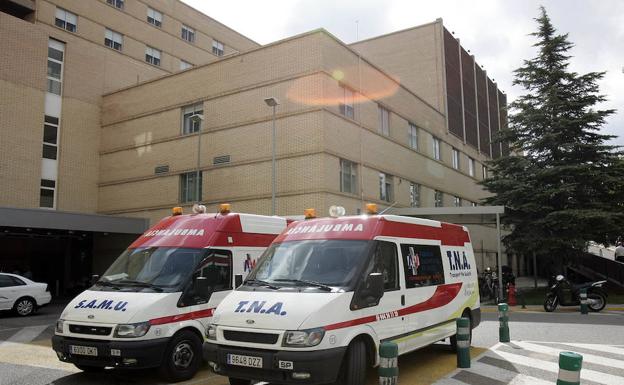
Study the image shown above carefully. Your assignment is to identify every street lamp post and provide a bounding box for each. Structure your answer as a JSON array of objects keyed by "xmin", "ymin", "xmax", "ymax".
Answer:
[
  {"xmin": 264, "ymin": 97, "xmax": 279, "ymax": 216},
  {"xmin": 189, "ymin": 114, "xmax": 204, "ymax": 204}
]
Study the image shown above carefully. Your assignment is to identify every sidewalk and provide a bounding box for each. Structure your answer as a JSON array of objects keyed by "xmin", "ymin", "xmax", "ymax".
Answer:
[{"xmin": 481, "ymin": 304, "xmax": 624, "ymax": 312}]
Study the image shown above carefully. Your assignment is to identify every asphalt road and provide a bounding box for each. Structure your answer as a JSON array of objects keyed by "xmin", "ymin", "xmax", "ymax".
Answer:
[{"xmin": 0, "ymin": 305, "xmax": 622, "ymax": 385}]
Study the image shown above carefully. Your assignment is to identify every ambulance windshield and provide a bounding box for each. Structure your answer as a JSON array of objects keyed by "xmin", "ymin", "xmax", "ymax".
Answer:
[
  {"xmin": 248, "ymin": 240, "xmax": 372, "ymax": 289},
  {"xmin": 97, "ymin": 247, "xmax": 209, "ymax": 292}
]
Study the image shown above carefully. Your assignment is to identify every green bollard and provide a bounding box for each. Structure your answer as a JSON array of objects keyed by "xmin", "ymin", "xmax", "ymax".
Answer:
[
  {"xmin": 498, "ymin": 303, "xmax": 510, "ymax": 343},
  {"xmin": 378, "ymin": 341, "xmax": 398, "ymax": 385},
  {"xmin": 579, "ymin": 288, "xmax": 588, "ymax": 315},
  {"xmin": 456, "ymin": 317, "xmax": 471, "ymax": 368},
  {"xmin": 557, "ymin": 351, "xmax": 583, "ymax": 385}
]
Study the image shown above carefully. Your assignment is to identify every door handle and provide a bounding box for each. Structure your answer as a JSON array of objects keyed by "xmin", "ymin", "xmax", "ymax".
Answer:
[{"xmin": 401, "ymin": 295, "xmax": 405, "ymax": 306}]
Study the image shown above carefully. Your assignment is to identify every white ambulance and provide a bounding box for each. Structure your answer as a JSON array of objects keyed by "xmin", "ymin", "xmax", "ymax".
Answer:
[
  {"xmin": 52, "ymin": 205, "xmax": 287, "ymax": 382},
  {"xmin": 204, "ymin": 205, "xmax": 480, "ymax": 385}
]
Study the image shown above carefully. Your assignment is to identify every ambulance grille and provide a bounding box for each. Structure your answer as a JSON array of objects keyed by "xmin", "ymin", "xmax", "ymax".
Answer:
[
  {"xmin": 69, "ymin": 324, "xmax": 112, "ymax": 336},
  {"xmin": 223, "ymin": 330, "xmax": 279, "ymax": 344}
]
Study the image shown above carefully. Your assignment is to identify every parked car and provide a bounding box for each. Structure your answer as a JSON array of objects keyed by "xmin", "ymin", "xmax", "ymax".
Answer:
[{"xmin": 0, "ymin": 273, "xmax": 52, "ymax": 316}]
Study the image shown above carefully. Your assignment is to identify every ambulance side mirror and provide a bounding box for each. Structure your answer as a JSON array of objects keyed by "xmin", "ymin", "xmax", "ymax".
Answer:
[
  {"xmin": 234, "ymin": 274, "xmax": 243, "ymax": 288},
  {"xmin": 194, "ymin": 276, "xmax": 210, "ymax": 297}
]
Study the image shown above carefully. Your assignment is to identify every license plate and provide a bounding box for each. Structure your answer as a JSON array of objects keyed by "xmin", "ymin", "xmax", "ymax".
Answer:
[
  {"xmin": 70, "ymin": 345, "xmax": 98, "ymax": 356},
  {"xmin": 227, "ymin": 354, "xmax": 263, "ymax": 368}
]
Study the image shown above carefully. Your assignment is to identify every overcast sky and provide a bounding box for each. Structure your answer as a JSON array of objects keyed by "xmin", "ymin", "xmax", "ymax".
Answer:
[{"xmin": 183, "ymin": 0, "xmax": 624, "ymax": 145}]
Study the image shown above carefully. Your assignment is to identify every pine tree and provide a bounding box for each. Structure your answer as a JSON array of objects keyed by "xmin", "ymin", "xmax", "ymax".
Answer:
[{"xmin": 482, "ymin": 7, "xmax": 624, "ymax": 266}]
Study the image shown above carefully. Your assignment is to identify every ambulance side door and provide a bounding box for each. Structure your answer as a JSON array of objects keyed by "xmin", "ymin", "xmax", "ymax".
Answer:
[
  {"xmin": 367, "ymin": 239, "xmax": 405, "ymax": 343},
  {"xmin": 183, "ymin": 248, "xmax": 234, "ymax": 329},
  {"xmin": 399, "ymin": 243, "xmax": 448, "ymax": 353}
]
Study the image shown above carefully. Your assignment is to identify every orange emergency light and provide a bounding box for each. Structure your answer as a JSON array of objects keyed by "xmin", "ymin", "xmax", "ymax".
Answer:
[
  {"xmin": 172, "ymin": 206, "xmax": 183, "ymax": 216},
  {"xmin": 219, "ymin": 203, "xmax": 232, "ymax": 214},
  {"xmin": 304, "ymin": 208, "xmax": 317, "ymax": 219},
  {"xmin": 365, "ymin": 203, "xmax": 378, "ymax": 215}
]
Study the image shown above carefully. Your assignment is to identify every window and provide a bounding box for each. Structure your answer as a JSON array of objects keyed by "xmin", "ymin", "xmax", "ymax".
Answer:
[
  {"xmin": 147, "ymin": 8, "xmax": 162, "ymax": 27},
  {"xmin": 340, "ymin": 159, "xmax": 358, "ymax": 194},
  {"xmin": 372, "ymin": 241, "xmax": 399, "ymax": 291},
  {"xmin": 0, "ymin": 274, "xmax": 20, "ymax": 288},
  {"xmin": 471, "ymin": 201, "xmax": 478, "ymax": 207},
  {"xmin": 181, "ymin": 103, "xmax": 203, "ymax": 134},
  {"xmin": 452, "ymin": 148, "xmax": 460, "ymax": 169},
  {"xmin": 339, "ymin": 86, "xmax": 354, "ymax": 119},
  {"xmin": 482, "ymin": 165, "xmax": 488, "ymax": 180},
  {"xmin": 212, "ymin": 40, "xmax": 224, "ymax": 56},
  {"xmin": 379, "ymin": 106, "xmax": 389, "ymax": 136},
  {"xmin": 408, "ymin": 123, "xmax": 418, "ymax": 149},
  {"xmin": 434, "ymin": 190, "xmax": 443, "ymax": 207},
  {"xmin": 55, "ymin": 8, "xmax": 77, "ymax": 32},
  {"xmin": 180, "ymin": 60, "xmax": 193, "ymax": 70},
  {"xmin": 107, "ymin": 0, "xmax": 124, "ymax": 10},
  {"xmin": 379, "ymin": 172, "xmax": 393, "ymax": 202},
  {"xmin": 47, "ymin": 39, "xmax": 64, "ymax": 95},
  {"xmin": 453, "ymin": 196, "xmax": 461, "ymax": 207},
  {"xmin": 409, "ymin": 183, "xmax": 420, "ymax": 207},
  {"xmin": 145, "ymin": 46, "xmax": 161, "ymax": 66},
  {"xmin": 431, "ymin": 137, "xmax": 441, "ymax": 160},
  {"xmin": 400, "ymin": 244, "xmax": 444, "ymax": 288},
  {"xmin": 182, "ymin": 25, "xmax": 195, "ymax": 43},
  {"xmin": 468, "ymin": 157, "xmax": 475, "ymax": 177},
  {"xmin": 40, "ymin": 179, "xmax": 55, "ymax": 208},
  {"xmin": 43, "ymin": 115, "xmax": 59, "ymax": 160},
  {"xmin": 105, "ymin": 28, "xmax": 123, "ymax": 51},
  {"xmin": 183, "ymin": 249, "xmax": 232, "ymax": 306},
  {"xmin": 180, "ymin": 172, "xmax": 202, "ymax": 202}
]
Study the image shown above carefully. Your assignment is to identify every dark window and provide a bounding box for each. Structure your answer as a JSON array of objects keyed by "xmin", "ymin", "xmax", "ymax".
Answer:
[
  {"xmin": 41, "ymin": 179, "xmax": 56, "ymax": 188},
  {"xmin": 40, "ymin": 186, "xmax": 54, "ymax": 208},
  {"xmin": 107, "ymin": 0, "xmax": 124, "ymax": 10},
  {"xmin": 182, "ymin": 249, "xmax": 232, "ymax": 306},
  {"xmin": 400, "ymin": 244, "xmax": 445, "ymax": 288},
  {"xmin": 371, "ymin": 241, "xmax": 399, "ymax": 291},
  {"xmin": 45, "ymin": 115, "xmax": 59, "ymax": 125},
  {"xmin": 47, "ymin": 47, "xmax": 63, "ymax": 61},
  {"xmin": 44, "ymin": 125, "xmax": 58, "ymax": 144},
  {"xmin": 0, "ymin": 275, "xmax": 19, "ymax": 288},
  {"xmin": 42, "ymin": 144, "xmax": 57, "ymax": 159},
  {"xmin": 180, "ymin": 172, "xmax": 202, "ymax": 202}
]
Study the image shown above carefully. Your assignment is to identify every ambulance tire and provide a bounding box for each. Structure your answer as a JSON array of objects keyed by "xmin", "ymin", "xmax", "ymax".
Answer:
[
  {"xmin": 450, "ymin": 310, "xmax": 472, "ymax": 352},
  {"xmin": 337, "ymin": 339, "xmax": 366, "ymax": 385},
  {"xmin": 228, "ymin": 378, "xmax": 251, "ymax": 385},
  {"xmin": 160, "ymin": 330, "xmax": 202, "ymax": 382}
]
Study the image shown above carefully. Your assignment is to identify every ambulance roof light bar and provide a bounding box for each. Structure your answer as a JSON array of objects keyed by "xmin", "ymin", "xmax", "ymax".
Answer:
[
  {"xmin": 172, "ymin": 206, "xmax": 183, "ymax": 216},
  {"xmin": 365, "ymin": 203, "xmax": 378, "ymax": 215}
]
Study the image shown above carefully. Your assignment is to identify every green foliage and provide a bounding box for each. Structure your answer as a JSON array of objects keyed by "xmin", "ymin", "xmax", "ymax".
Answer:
[{"xmin": 482, "ymin": 7, "xmax": 624, "ymax": 260}]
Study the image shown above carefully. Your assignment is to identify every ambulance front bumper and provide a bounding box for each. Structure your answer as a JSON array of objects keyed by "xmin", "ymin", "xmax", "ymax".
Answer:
[
  {"xmin": 203, "ymin": 342, "xmax": 347, "ymax": 385},
  {"xmin": 52, "ymin": 335, "xmax": 168, "ymax": 369}
]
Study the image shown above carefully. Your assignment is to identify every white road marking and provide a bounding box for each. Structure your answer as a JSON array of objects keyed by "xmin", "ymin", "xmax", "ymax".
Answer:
[
  {"xmin": 512, "ymin": 341, "xmax": 624, "ymax": 369},
  {"xmin": 0, "ymin": 325, "xmax": 49, "ymax": 346}
]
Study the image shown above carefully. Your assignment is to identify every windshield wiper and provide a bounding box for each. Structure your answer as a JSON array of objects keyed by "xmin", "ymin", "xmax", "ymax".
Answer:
[
  {"xmin": 116, "ymin": 279, "xmax": 164, "ymax": 292},
  {"xmin": 95, "ymin": 281, "xmax": 121, "ymax": 290},
  {"xmin": 244, "ymin": 279, "xmax": 280, "ymax": 290},
  {"xmin": 273, "ymin": 279, "xmax": 333, "ymax": 292}
]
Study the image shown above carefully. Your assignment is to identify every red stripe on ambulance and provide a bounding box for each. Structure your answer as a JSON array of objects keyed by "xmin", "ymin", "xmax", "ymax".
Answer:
[
  {"xmin": 149, "ymin": 308, "xmax": 215, "ymax": 326},
  {"xmin": 324, "ymin": 282, "xmax": 462, "ymax": 331}
]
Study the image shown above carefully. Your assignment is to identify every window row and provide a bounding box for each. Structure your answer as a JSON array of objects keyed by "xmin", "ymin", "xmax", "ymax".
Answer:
[
  {"xmin": 338, "ymin": 159, "xmax": 478, "ymax": 208},
  {"xmin": 103, "ymin": 2, "xmax": 225, "ymax": 56},
  {"xmin": 337, "ymin": 85, "xmax": 486, "ymax": 180}
]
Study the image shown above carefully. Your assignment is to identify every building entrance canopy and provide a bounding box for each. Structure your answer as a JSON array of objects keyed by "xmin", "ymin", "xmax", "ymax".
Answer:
[{"xmin": 0, "ymin": 207, "xmax": 148, "ymax": 234}]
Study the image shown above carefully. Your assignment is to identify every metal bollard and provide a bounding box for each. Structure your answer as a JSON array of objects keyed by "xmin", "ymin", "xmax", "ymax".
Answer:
[
  {"xmin": 498, "ymin": 303, "xmax": 510, "ymax": 343},
  {"xmin": 580, "ymin": 288, "xmax": 588, "ymax": 315},
  {"xmin": 456, "ymin": 317, "xmax": 471, "ymax": 368},
  {"xmin": 557, "ymin": 351, "xmax": 582, "ymax": 385},
  {"xmin": 379, "ymin": 341, "xmax": 398, "ymax": 385}
]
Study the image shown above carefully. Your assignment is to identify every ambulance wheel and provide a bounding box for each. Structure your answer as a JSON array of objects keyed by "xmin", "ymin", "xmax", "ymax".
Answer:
[
  {"xmin": 74, "ymin": 364, "xmax": 105, "ymax": 372},
  {"xmin": 337, "ymin": 339, "xmax": 366, "ymax": 385},
  {"xmin": 450, "ymin": 310, "xmax": 472, "ymax": 352},
  {"xmin": 228, "ymin": 378, "xmax": 251, "ymax": 385},
  {"xmin": 160, "ymin": 330, "xmax": 202, "ymax": 382}
]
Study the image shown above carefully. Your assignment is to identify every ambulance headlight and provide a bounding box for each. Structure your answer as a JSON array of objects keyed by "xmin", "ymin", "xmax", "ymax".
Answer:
[
  {"xmin": 55, "ymin": 319, "xmax": 64, "ymax": 334},
  {"xmin": 206, "ymin": 324, "xmax": 217, "ymax": 340},
  {"xmin": 114, "ymin": 321, "xmax": 151, "ymax": 338},
  {"xmin": 283, "ymin": 328, "xmax": 325, "ymax": 347}
]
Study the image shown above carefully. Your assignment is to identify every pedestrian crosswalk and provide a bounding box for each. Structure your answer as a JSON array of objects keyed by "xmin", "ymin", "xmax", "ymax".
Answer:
[{"xmin": 434, "ymin": 340, "xmax": 624, "ymax": 385}]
